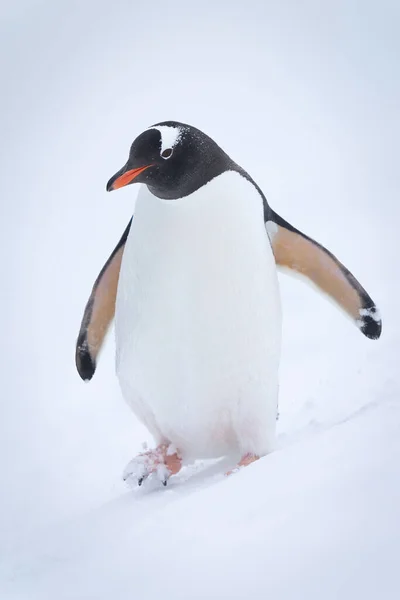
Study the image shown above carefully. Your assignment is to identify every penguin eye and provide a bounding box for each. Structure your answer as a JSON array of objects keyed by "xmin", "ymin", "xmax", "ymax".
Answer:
[{"xmin": 161, "ymin": 148, "xmax": 173, "ymax": 159}]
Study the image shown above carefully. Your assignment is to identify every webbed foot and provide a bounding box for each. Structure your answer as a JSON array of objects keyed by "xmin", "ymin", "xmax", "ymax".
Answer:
[
  {"xmin": 225, "ymin": 453, "xmax": 260, "ymax": 476},
  {"xmin": 123, "ymin": 444, "xmax": 182, "ymax": 488}
]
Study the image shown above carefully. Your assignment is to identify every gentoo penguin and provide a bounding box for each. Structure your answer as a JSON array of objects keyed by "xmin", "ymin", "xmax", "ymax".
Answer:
[{"xmin": 76, "ymin": 121, "xmax": 381, "ymax": 485}]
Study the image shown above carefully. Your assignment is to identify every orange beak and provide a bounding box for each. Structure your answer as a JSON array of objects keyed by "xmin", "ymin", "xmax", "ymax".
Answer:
[{"xmin": 107, "ymin": 164, "xmax": 153, "ymax": 191}]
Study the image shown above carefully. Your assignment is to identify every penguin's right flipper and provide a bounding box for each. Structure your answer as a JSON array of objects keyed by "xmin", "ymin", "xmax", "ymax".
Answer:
[
  {"xmin": 267, "ymin": 210, "xmax": 382, "ymax": 340},
  {"xmin": 75, "ymin": 218, "xmax": 132, "ymax": 380}
]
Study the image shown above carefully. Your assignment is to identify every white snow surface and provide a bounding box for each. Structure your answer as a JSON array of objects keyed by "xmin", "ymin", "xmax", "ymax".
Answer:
[{"xmin": 1, "ymin": 1, "xmax": 399, "ymax": 599}]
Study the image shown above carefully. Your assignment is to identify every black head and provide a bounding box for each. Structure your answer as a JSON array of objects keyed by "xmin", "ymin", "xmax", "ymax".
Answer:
[{"xmin": 106, "ymin": 121, "xmax": 235, "ymax": 199}]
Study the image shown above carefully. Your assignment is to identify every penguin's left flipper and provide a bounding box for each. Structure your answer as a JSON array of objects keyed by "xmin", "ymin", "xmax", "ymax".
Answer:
[
  {"xmin": 75, "ymin": 218, "xmax": 132, "ymax": 380},
  {"xmin": 267, "ymin": 210, "xmax": 382, "ymax": 340}
]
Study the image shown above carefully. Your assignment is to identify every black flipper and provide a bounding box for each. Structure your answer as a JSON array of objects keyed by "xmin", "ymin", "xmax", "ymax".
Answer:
[
  {"xmin": 75, "ymin": 218, "xmax": 132, "ymax": 380},
  {"xmin": 267, "ymin": 210, "xmax": 382, "ymax": 340}
]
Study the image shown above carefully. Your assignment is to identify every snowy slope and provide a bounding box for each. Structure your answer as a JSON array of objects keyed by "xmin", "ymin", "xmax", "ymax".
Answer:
[
  {"xmin": 1, "ymin": 389, "xmax": 399, "ymax": 600},
  {"xmin": 1, "ymin": 1, "xmax": 399, "ymax": 599}
]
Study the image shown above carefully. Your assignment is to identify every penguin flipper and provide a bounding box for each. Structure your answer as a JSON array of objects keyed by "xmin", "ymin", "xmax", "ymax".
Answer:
[
  {"xmin": 75, "ymin": 218, "xmax": 132, "ymax": 380},
  {"xmin": 267, "ymin": 210, "xmax": 382, "ymax": 340}
]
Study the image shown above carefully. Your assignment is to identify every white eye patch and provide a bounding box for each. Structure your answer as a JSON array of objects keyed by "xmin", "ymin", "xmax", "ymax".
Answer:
[
  {"xmin": 147, "ymin": 125, "xmax": 182, "ymax": 156},
  {"xmin": 161, "ymin": 148, "xmax": 173, "ymax": 159}
]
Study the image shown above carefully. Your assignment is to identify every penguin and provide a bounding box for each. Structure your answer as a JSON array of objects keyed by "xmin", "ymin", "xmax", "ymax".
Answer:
[{"xmin": 76, "ymin": 121, "xmax": 381, "ymax": 486}]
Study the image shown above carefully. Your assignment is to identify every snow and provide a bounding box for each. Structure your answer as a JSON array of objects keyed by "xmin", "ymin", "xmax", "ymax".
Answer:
[
  {"xmin": 1, "ymin": 396, "xmax": 399, "ymax": 599},
  {"xmin": 1, "ymin": 1, "xmax": 399, "ymax": 599},
  {"xmin": 359, "ymin": 306, "xmax": 382, "ymax": 322}
]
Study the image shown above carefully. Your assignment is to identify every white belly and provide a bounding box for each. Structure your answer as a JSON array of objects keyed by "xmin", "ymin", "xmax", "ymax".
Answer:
[{"xmin": 115, "ymin": 171, "xmax": 282, "ymax": 459}]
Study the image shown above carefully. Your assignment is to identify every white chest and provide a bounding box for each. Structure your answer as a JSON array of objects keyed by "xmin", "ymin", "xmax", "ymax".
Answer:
[{"xmin": 115, "ymin": 171, "xmax": 282, "ymax": 457}]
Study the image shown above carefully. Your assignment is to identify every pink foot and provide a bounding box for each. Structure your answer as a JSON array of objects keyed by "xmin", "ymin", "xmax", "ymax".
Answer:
[
  {"xmin": 225, "ymin": 453, "xmax": 260, "ymax": 476},
  {"xmin": 123, "ymin": 444, "xmax": 182, "ymax": 487}
]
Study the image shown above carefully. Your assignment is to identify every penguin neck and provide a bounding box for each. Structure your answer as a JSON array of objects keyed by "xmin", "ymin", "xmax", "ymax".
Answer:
[{"xmin": 133, "ymin": 171, "xmax": 266, "ymax": 232}]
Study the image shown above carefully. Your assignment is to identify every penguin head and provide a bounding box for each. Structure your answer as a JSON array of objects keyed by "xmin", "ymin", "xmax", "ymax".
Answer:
[{"xmin": 106, "ymin": 121, "xmax": 232, "ymax": 199}]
